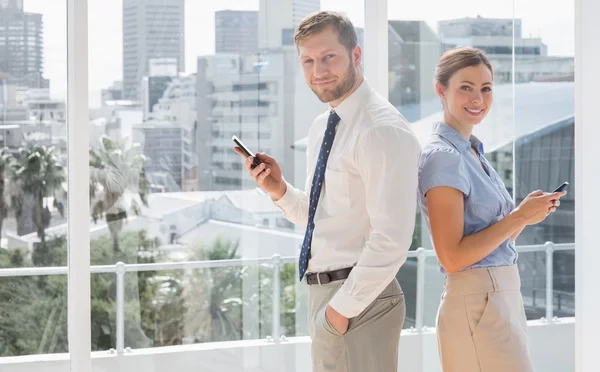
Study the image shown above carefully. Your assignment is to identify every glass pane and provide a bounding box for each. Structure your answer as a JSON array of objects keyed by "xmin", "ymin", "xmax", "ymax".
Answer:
[
  {"xmin": 387, "ymin": 0, "xmax": 575, "ymax": 368},
  {"xmin": 422, "ymin": 256, "xmax": 445, "ymax": 328},
  {"xmin": 396, "ymin": 257, "xmax": 418, "ymax": 329},
  {"xmin": 387, "ymin": 0, "xmax": 515, "ymax": 331},
  {"xmin": 0, "ymin": 0, "xmax": 68, "ymax": 360},
  {"xmin": 0, "ymin": 273, "xmax": 68, "ymax": 355},
  {"xmin": 517, "ymin": 250, "xmax": 575, "ymax": 320},
  {"xmin": 514, "ymin": 0, "xmax": 575, "ymax": 320},
  {"xmin": 87, "ymin": 0, "xmax": 363, "ymax": 371}
]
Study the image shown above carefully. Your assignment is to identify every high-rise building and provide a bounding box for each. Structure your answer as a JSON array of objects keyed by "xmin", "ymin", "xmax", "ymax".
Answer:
[
  {"xmin": 438, "ymin": 16, "xmax": 573, "ymax": 84},
  {"xmin": 259, "ymin": 0, "xmax": 320, "ymax": 49},
  {"xmin": 133, "ymin": 120, "xmax": 188, "ymax": 191},
  {"xmin": 0, "ymin": 0, "xmax": 47, "ymax": 89},
  {"xmin": 141, "ymin": 57, "xmax": 178, "ymax": 119},
  {"xmin": 196, "ymin": 50, "xmax": 324, "ymax": 191},
  {"xmin": 101, "ymin": 81, "xmax": 124, "ymax": 106},
  {"xmin": 122, "ymin": 0, "xmax": 185, "ymax": 101},
  {"xmin": 215, "ymin": 10, "xmax": 259, "ymax": 55},
  {"xmin": 438, "ymin": 16, "xmax": 547, "ymax": 57},
  {"xmin": 387, "ymin": 21, "xmax": 443, "ymax": 112}
]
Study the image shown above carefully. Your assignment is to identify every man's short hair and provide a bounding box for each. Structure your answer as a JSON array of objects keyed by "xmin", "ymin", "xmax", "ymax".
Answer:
[{"xmin": 294, "ymin": 11, "xmax": 358, "ymax": 54}]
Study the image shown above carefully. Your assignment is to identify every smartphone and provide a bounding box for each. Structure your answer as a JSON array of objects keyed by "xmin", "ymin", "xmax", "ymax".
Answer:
[
  {"xmin": 553, "ymin": 181, "xmax": 569, "ymax": 193},
  {"xmin": 232, "ymin": 135, "xmax": 261, "ymax": 168}
]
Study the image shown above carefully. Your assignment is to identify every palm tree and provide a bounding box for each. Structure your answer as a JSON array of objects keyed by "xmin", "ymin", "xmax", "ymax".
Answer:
[
  {"xmin": 10, "ymin": 146, "xmax": 65, "ymax": 256},
  {"xmin": 183, "ymin": 237, "xmax": 244, "ymax": 342},
  {"xmin": 89, "ymin": 136, "xmax": 149, "ymax": 256},
  {"xmin": 0, "ymin": 148, "xmax": 13, "ymax": 241}
]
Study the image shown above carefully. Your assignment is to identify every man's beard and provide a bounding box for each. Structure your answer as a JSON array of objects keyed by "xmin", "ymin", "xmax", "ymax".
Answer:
[{"xmin": 311, "ymin": 65, "xmax": 357, "ymax": 103}]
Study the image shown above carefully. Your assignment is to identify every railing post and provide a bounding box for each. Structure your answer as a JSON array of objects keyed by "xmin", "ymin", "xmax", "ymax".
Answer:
[
  {"xmin": 272, "ymin": 254, "xmax": 282, "ymax": 344},
  {"xmin": 545, "ymin": 241, "xmax": 555, "ymax": 321},
  {"xmin": 415, "ymin": 248, "xmax": 426, "ymax": 332},
  {"xmin": 115, "ymin": 262, "xmax": 125, "ymax": 354}
]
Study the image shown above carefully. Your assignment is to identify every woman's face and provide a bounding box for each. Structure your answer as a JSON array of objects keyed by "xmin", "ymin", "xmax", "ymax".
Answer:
[{"xmin": 437, "ymin": 64, "xmax": 493, "ymax": 126}]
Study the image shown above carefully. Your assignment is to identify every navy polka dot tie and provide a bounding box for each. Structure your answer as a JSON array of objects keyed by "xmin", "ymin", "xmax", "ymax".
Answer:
[{"xmin": 298, "ymin": 110, "xmax": 341, "ymax": 281}]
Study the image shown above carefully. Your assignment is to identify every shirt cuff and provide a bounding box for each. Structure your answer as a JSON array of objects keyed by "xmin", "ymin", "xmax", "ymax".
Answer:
[
  {"xmin": 328, "ymin": 285, "xmax": 367, "ymax": 319},
  {"xmin": 273, "ymin": 181, "xmax": 298, "ymax": 210}
]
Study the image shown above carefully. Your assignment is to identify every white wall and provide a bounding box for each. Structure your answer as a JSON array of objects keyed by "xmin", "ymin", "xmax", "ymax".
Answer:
[
  {"xmin": 0, "ymin": 319, "xmax": 575, "ymax": 372},
  {"xmin": 575, "ymin": 0, "xmax": 600, "ymax": 370}
]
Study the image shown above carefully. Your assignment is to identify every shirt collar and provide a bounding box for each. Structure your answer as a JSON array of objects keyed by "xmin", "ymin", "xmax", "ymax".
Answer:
[
  {"xmin": 433, "ymin": 121, "xmax": 484, "ymax": 154},
  {"xmin": 329, "ymin": 78, "xmax": 371, "ymax": 124},
  {"xmin": 469, "ymin": 134, "xmax": 485, "ymax": 155}
]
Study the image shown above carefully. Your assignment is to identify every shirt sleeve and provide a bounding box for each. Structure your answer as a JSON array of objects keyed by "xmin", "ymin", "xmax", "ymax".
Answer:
[
  {"xmin": 273, "ymin": 146, "xmax": 311, "ymax": 227},
  {"xmin": 418, "ymin": 147, "xmax": 470, "ymax": 197},
  {"xmin": 328, "ymin": 124, "xmax": 422, "ymax": 318},
  {"xmin": 272, "ymin": 180, "xmax": 309, "ymax": 227}
]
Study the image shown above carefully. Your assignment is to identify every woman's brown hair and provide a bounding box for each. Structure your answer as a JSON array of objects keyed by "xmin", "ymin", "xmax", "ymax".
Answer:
[{"xmin": 434, "ymin": 47, "xmax": 493, "ymax": 87}]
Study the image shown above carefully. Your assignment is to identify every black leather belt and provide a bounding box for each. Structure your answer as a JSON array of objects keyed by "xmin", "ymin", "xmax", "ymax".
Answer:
[{"xmin": 306, "ymin": 267, "xmax": 353, "ymax": 285}]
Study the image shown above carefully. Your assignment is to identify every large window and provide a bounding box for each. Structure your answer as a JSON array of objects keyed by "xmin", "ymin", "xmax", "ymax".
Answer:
[
  {"xmin": 387, "ymin": 0, "xmax": 575, "ymax": 334},
  {"xmin": 0, "ymin": 0, "xmax": 579, "ymax": 371},
  {"xmin": 513, "ymin": 0, "xmax": 575, "ymax": 321},
  {"xmin": 0, "ymin": 0, "xmax": 68, "ymax": 357},
  {"xmin": 84, "ymin": 0, "xmax": 362, "ymax": 359}
]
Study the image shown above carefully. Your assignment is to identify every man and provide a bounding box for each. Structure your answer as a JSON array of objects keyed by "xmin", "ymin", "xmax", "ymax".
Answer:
[{"xmin": 234, "ymin": 10, "xmax": 420, "ymax": 372}]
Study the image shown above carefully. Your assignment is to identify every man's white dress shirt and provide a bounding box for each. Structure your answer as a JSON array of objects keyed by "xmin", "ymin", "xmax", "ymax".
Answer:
[{"xmin": 275, "ymin": 78, "xmax": 421, "ymax": 318}]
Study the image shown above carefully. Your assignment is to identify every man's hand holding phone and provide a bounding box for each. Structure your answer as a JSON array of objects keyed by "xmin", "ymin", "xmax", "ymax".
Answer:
[{"xmin": 232, "ymin": 136, "xmax": 287, "ymax": 200}]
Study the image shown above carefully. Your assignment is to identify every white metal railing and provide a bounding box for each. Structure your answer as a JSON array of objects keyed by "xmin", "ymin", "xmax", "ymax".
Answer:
[{"xmin": 0, "ymin": 242, "xmax": 575, "ymax": 355}]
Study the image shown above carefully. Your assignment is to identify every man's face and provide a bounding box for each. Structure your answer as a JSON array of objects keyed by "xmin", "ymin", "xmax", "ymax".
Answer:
[{"xmin": 298, "ymin": 27, "xmax": 361, "ymax": 104}]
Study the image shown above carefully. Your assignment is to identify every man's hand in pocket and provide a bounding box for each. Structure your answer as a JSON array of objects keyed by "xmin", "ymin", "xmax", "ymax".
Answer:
[{"xmin": 326, "ymin": 304, "xmax": 349, "ymax": 335}]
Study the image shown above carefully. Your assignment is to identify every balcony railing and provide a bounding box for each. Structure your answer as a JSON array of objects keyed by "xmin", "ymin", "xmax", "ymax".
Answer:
[{"xmin": 0, "ymin": 241, "xmax": 575, "ymax": 356}]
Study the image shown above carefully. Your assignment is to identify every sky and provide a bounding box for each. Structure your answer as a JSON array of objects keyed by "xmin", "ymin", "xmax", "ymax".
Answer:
[{"xmin": 22, "ymin": 0, "xmax": 574, "ymax": 107}]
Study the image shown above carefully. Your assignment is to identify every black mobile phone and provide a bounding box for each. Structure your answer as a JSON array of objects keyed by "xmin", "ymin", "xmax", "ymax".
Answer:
[
  {"xmin": 553, "ymin": 181, "xmax": 569, "ymax": 193},
  {"xmin": 232, "ymin": 135, "xmax": 261, "ymax": 168}
]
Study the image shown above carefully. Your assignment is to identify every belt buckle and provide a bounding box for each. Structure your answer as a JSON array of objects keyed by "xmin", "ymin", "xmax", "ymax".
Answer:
[{"xmin": 317, "ymin": 272, "xmax": 331, "ymax": 285}]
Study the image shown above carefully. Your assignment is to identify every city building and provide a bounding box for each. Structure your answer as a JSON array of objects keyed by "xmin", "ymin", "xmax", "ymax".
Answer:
[
  {"xmin": 388, "ymin": 20, "xmax": 443, "ymax": 110},
  {"xmin": 141, "ymin": 58, "xmax": 178, "ymax": 120},
  {"xmin": 101, "ymin": 80, "xmax": 124, "ymax": 105},
  {"xmin": 148, "ymin": 73, "xmax": 198, "ymax": 190},
  {"xmin": 7, "ymin": 188, "xmax": 295, "ymax": 253},
  {"xmin": 0, "ymin": 81, "xmax": 63, "ymax": 150},
  {"xmin": 21, "ymin": 88, "xmax": 65, "ymax": 123},
  {"xmin": 0, "ymin": 0, "xmax": 47, "ymax": 89},
  {"xmin": 122, "ymin": 0, "xmax": 185, "ymax": 100},
  {"xmin": 132, "ymin": 119, "xmax": 188, "ymax": 191},
  {"xmin": 215, "ymin": 10, "xmax": 259, "ymax": 55},
  {"xmin": 195, "ymin": 49, "xmax": 324, "ymax": 191},
  {"xmin": 259, "ymin": 0, "xmax": 320, "ymax": 49},
  {"xmin": 438, "ymin": 16, "xmax": 574, "ymax": 84}
]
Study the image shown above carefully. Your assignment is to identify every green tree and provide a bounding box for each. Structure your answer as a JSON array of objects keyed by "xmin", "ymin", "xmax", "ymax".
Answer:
[
  {"xmin": 178, "ymin": 237, "xmax": 298, "ymax": 342},
  {"xmin": 10, "ymin": 146, "xmax": 65, "ymax": 266},
  {"xmin": 89, "ymin": 136, "xmax": 149, "ymax": 258},
  {"xmin": 257, "ymin": 262, "xmax": 298, "ymax": 338},
  {"xmin": 182, "ymin": 237, "xmax": 244, "ymax": 342},
  {"xmin": 0, "ymin": 232, "xmax": 300, "ymax": 357},
  {"xmin": 0, "ymin": 241, "xmax": 68, "ymax": 356},
  {"xmin": 0, "ymin": 230, "xmax": 165, "ymax": 356},
  {"xmin": 0, "ymin": 148, "xmax": 13, "ymax": 240},
  {"xmin": 88, "ymin": 230, "xmax": 164, "ymax": 350}
]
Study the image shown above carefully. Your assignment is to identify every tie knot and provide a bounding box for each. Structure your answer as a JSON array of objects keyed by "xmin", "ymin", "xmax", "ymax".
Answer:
[{"xmin": 328, "ymin": 111, "xmax": 340, "ymax": 128}]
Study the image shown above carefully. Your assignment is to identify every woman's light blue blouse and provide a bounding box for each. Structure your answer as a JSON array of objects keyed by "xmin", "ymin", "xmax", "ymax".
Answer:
[{"xmin": 417, "ymin": 121, "xmax": 517, "ymax": 274}]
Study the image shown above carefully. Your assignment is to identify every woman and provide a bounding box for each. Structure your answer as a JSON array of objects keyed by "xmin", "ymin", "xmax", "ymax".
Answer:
[{"xmin": 417, "ymin": 47, "xmax": 566, "ymax": 372}]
